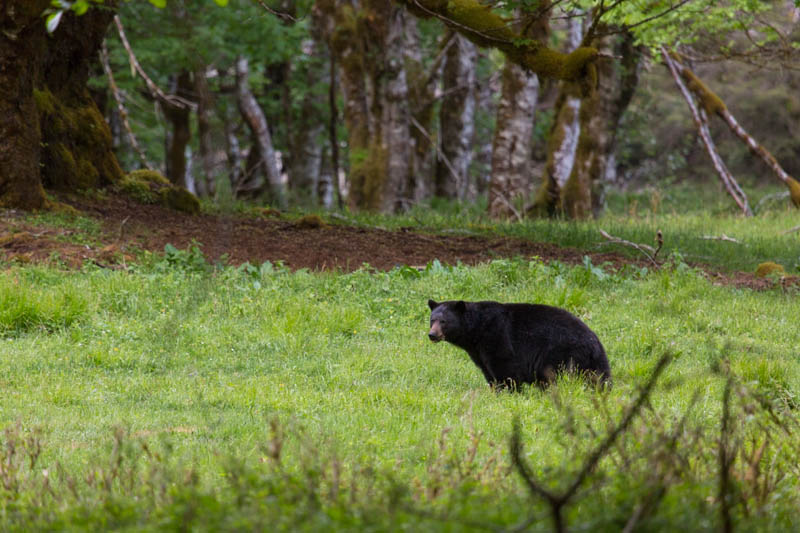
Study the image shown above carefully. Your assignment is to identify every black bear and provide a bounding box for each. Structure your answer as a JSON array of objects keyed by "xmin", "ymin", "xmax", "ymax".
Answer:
[{"xmin": 427, "ymin": 299, "xmax": 611, "ymax": 388}]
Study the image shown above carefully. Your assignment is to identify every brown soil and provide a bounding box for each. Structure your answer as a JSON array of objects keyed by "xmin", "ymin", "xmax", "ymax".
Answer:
[{"xmin": 0, "ymin": 194, "xmax": 793, "ymax": 291}]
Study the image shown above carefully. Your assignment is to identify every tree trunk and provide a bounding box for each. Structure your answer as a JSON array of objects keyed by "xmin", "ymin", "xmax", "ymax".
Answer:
[
  {"xmin": 379, "ymin": 5, "xmax": 411, "ymax": 212},
  {"xmin": 436, "ymin": 33, "xmax": 477, "ymax": 200},
  {"xmin": 405, "ymin": 19, "xmax": 444, "ymax": 203},
  {"xmin": 331, "ymin": 0, "xmax": 410, "ymax": 213},
  {"xmin": 0, "ymin": 1, "xmax": 50, "ymax": 209},
  {"xmin": 1, "ymin": 2, "xmax": 122, "ymax": 210},
  {"xmin": 488, "ymin": 61, "xmax": 540, "ymax": 219},
  {"xmin": 530, "ymin": 12, "xmax": 583, "ymax": 216},
  {"xmin": 561, "ymin": 30, "xmax": 642, "ymax": 218},
  {"xmin": 194, "ymin": 66, "xmax": 216, "ymax": 197},
  {"xmin": 163, "ymin": 71, "xmax": 193, "ymax": 189},
  {"xmin": 487, "ymin": 7, "xmax": 548, "ymax": 219},
  {"xmin": 235, "ymin": 56, "xmax": 286, "ymax": 208},
  {"xmin": 289, "ymin": 29, "xmax": 326, "ymax": 205}
]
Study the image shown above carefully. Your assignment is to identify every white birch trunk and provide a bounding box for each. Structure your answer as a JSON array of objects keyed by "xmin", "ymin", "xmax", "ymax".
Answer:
[
  {"xmin": 235, "ymin": 56, "xmax": 286, "ymax": 207},
  {"xmin": 436, "ymin": 34, "xmax": 477, "ymax": 200}
]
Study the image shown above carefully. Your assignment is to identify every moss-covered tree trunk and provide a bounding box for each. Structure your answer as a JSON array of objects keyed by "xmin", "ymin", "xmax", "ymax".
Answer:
[
  {"xmin": 529, "ymin": 12, "xmax": 584, "ymax": 217},
  {"xmin": 487, "ymin": 7, "xmax": 550, "ymax": 219},
  {"xmin": 436, "ymin": 33, "xmax": 477, "ymax": 200},
  {"xmin": 561, "ymin": 30, "xmax": 641, "ymax": 218},
  {"xmin": 0, "ymin": 1, "xmax": 49, "ymax": 209},
  {"xmin": 332, "ymin": 0, "xmax": 410, "ymax": 213},
  {"xmin": 0, "ymin": 2, "xmax": 123, "ymax": 210}
]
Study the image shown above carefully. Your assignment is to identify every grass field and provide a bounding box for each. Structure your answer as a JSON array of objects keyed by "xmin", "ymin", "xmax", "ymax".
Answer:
[{"xmin": 2, "ymin": 190, "xmax": 800, "ymax": 530}]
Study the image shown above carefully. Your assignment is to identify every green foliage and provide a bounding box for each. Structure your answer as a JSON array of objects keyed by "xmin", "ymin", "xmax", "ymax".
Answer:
[
  {"xmin": 1, "ymin": 253, "xmax": 800, "ymax": 529},
  {"xmin": 0, "ymin": 270, "xmax": 88, "ymax": 336},
  {"xmin": 155, "ymin": 241, "xmax": 212, "ymax": 273}
]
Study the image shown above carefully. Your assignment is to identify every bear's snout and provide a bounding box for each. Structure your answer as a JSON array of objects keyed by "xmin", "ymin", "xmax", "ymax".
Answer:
[{"xmin": 428, "ymin": 322, "xmax": 444, "ymax": 342}]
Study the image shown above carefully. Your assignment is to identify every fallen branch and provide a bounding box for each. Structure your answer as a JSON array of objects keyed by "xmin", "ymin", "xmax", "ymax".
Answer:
[
  {"xmin": 779, "ymin": 225, "xmax": 800, "ymax": 236},
  {"xmin": 598, "ymin": 229, "xmax": 660, "ymax": 267},
  {"xmin": 700, "ymin": 234, "xmax": 742, "ymax": 244}
]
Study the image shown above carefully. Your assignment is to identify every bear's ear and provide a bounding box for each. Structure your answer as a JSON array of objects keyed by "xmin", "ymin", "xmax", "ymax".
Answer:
[
  {"xmin": 428, "ymin": 299, "xmax": 439, "ymax": 310},
  {"xmin": 454, "ymin": 300, "xmax": 466, "ymax": 313}
]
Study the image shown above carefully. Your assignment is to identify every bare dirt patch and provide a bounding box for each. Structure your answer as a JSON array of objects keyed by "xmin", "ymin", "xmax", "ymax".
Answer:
[{"xmin": 0, "ymin": 194, "xmax": 793, "ymax": 291}]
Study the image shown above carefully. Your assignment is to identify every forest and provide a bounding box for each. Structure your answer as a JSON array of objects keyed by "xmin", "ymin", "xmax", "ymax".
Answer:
[{"xmin": 1, "ymin": 0, "xmax": 800, "ymax": 531}]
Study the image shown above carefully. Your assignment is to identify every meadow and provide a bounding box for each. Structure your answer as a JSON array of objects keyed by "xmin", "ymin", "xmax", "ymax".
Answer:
[{"xmin": 2, "ymin": 187, "xmax": 800, "ymax": 531}]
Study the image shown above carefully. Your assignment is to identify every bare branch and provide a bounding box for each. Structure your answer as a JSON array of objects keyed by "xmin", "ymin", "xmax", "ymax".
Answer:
[
  {"xmin": 256, "ymin": 0, "xmax": 302, "ymax": 23},
  {"xmin": 661, "ymin": 47, "xmax": 752, "ymax": 216},
  {"xmin": 511, "ymin": 353, "xmax": 673, "ymax": 533},
  {"xmin": 112, "ymin": 15, "xmax": 197, "ymax": 111},
  {"xmin": 598, "ymin": 229, "xmax": 660, "ymax": 267},
  {"xmin": 99, "ymin": 40, "xmax": 152, "ymax": 170}
]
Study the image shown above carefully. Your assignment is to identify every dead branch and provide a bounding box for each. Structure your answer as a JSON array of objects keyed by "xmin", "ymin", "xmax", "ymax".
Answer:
[
  {"xmin": 113, "ymin": 15, "xmax": 197, "ymax": 111},
  {"xmin": 700, "ymin": 234, "xmax": 743, "ymax": 244},
  {"xmin": 598, "ymin": 229, "xmax": 660, "ymax": 267},
  {"xmin": 779, "ymin": 224, "xmax": 800, "ymax": 236},
  {"xmin": 664, "ymin": 49, "xmax": 800, "ymax": 207},
  {"xmin": 511, "ymin": 353, "xmax": 672, "ymax": 533},
  {"xmin": 99, "ymin": 41, "xmax": 152, "ymax": 170},
  {"xmin": 661, "ymin": 47, "xmax": 752, "ymax": 216},
  {"xmin": 410, "ymin": 116, "xmax": 467, "ymax": 205},
  {"xmin": 256, "ymin": 0, "xmax": 302, "ymax": 23}
]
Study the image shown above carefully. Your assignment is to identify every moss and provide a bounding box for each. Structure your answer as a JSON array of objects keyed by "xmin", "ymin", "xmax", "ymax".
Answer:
[
  {"xmin": 755, "ymin": 262, "xmax": 785, "ymax": 278},
  {"xmin": 119, "ymin": 175, "xmax": 158, "ymax": 204},
  {"xmin": 47, "ymin": 202, "xmax": 80, "ymax": 216},
  {"xmin": 34, "ymin": 86, "xmax": 122, "ymax": 190},
  {"xmin": 349, "ymin": 142, "xmax": 388, "ymax": 211},
  {"xmin": 32, "ymin": 89, "xmax": 56, "ymax": 116},
  {"xmin": 51, "ymin": 143, "xmax": 80, "ymax": 185},
  {"xmin": 161, "ymin": 187, "xmax": 200, "ymax": 215},
  {"xmin": 294, "ymin": 214, "xmax": 326, "ymax": 229},
  {"xmin": 681, "ymin": 68, "xmax": 726, "ymax": 116},
  {"xmin": 128, "ymin": 169, "xmax": 170, "ymax": 186},
  {"xmin": 444, "ymin": 0, "xmax": 516, "ymax": 47},
  {"xmin": 786, "ymin": 177, "xmax": 800, "ymax": 208}
]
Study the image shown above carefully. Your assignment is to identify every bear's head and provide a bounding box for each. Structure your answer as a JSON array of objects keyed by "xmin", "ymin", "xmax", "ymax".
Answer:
[{"xmin": 427, "ymin": 299, "xmax": 466, "ymax": 343}]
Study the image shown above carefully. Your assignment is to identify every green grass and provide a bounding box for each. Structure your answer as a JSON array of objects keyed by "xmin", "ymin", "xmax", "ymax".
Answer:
[{"xmin": 1, "ymin": 247, "xmax": 799, "ymax": 530}]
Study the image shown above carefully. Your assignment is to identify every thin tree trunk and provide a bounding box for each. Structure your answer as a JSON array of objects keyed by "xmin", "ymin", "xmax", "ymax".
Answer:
[
  {"xmin": 194, "ymin": 66, "xmax": 216, "ymax": 197},
  {"xmin": 406, "ymin": 19, "xmax": 446, "ymax": 203},
  {"xmin": 290, "ymin": 31, "xmax": 326, "ymax": 205},
  {"xmin": 162, "ymin": 71, "xmax": 193, "ymax": 189},
  {"xmin": 380, "ymin": 5, "xmax": 412, "ymax": 212},
  {"xmin": 436, "ymin": 33, "xmax": 477, "ymax": 200},
  {"xmin": 235, "ymin": 56, "xmax": 286, "ymax": 207},
  {"xmin": 661, "ymin": 48, "xmax": 752, "ymax": 216}
]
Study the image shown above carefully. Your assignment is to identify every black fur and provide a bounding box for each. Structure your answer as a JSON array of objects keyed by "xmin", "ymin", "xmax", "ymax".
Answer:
[{"xmin": 427, "ymin": 299, "xmax": 611, "ymax": 388}]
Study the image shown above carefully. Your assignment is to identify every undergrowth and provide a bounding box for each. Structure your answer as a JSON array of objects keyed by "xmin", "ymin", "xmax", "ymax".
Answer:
[{"xmin": 1, "ymin": 241, "xmax": 799, "ymax": 529}]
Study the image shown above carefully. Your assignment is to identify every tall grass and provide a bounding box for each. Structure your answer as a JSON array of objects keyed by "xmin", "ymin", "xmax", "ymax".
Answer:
[{"xmin": 1, "ymin": 246, "xmax": 799, "ymax": 529}]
